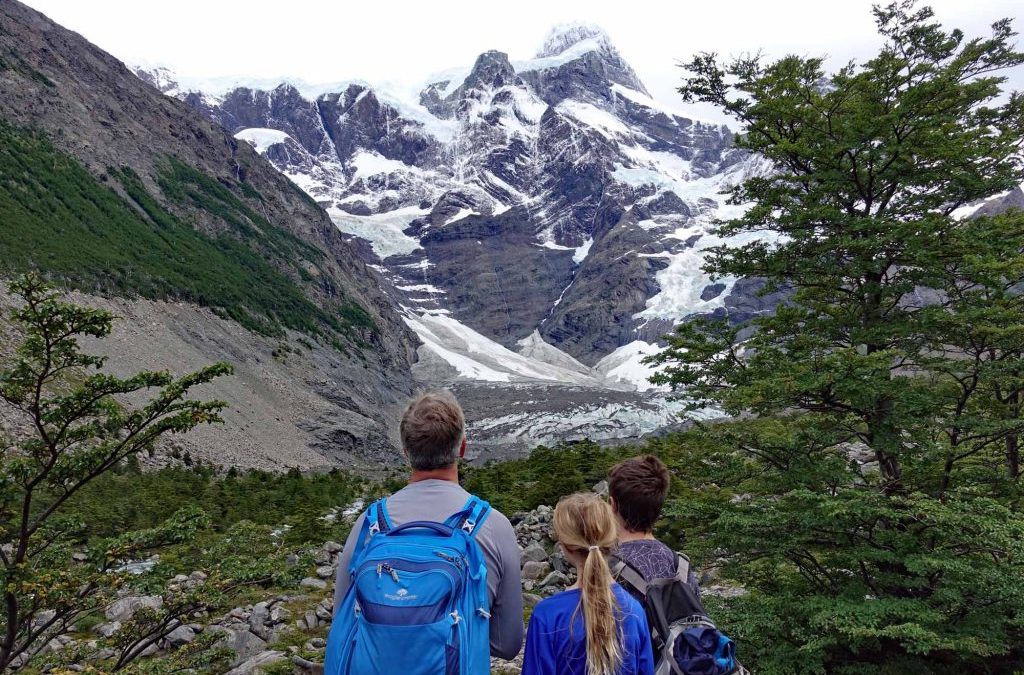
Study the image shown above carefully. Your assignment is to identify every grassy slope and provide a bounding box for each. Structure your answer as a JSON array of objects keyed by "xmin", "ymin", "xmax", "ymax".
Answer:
[{"xmin": 0, "ymin": 122, "xmax": 373, "ymax": 338}]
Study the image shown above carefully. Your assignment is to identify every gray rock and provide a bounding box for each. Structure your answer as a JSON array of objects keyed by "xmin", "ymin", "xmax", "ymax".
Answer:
[
  {"xmin": 591, "ymin": 480, "xmax": 609, "ymax": 496},
  {"xmin": 540, "ymin": 571, "xmax": 570, "ymax": 588},
  {"xmin": 33, "ymin": 609, "xmax": 56, "ymax": 628},
  {"xmin": 700, "ymin": 568, "xmax": 722, "ymax": 585},
  {"xmin": 703, "ymin": 584, "xmax": 748, "ymax": 599},
  {"xmin": 224, "ymin": 649, "xmax": 286, "ymax": 675},
  {"xmin": 549, "ymin": 551, "xmax": 571, "ymax": 574},
  {"xmin": 270, "ymin": 606, "xmax": 291, "ymax": 624},
  {"xmin": 249, "ymin": 603, "xmax": 271, "ymax": 639},
  {"xmin": 300, "ymin": 577, "xmax": 328, "ymax": 590},
  {"xmin": 94, "ymin": 621, "xmax": 121, "ymax": 638},
  {"xmin": 521, "ymin": 561, "xmax": 551, "ymax": 581},
  {"xmin": 304, "ymin": 610, "xmax": 319, "ymax": 630},
  {"xmin": 315, "ymin": 565, "xmax": 335, "ymax": 579},
  {"xmin": 522, "ymin": 593, "xmax": 543, "ymax": 609},
  {"xmin": 521, "ymin": 543, "xmax": 547, "ymax": 564},
  {"xmin": 323, "ymin": 541, "xmax": 343, "ymax": 554},
  {"xmin": 208, "ymin": 626, "xmax": 268, "ymax": 666},
  {"xmin": 105, "ymin": 595, "xmax": 163, "ymax": 622},
  {"xmin": 163, "ymin": 625, "xmax": 196, "ymax": 648}
]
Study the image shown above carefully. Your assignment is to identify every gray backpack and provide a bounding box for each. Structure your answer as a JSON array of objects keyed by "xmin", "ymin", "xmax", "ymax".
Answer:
[{"xmin": 610, "ymin": 552, "xmax": 745, "ymax": 675}]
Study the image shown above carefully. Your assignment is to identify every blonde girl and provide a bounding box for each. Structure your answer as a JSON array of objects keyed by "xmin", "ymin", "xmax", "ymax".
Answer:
[{"xmin": 522, "ymin": 493, "xmax": 654, "ymax": 675}]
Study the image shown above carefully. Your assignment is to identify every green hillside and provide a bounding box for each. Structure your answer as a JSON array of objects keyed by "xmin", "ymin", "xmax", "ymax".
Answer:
[{"xmin": 0, "ymin": 122, "xmax": 369, "ymax": 338}]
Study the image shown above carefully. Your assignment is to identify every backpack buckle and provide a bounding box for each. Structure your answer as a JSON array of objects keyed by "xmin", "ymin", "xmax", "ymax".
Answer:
[
  {"xmin": 368, "ymin": 522, "xmax": 380, "ymax": 536},
  {"xmin": 461, "ymin": 519, "xmax": 476, "ymax": 534}
]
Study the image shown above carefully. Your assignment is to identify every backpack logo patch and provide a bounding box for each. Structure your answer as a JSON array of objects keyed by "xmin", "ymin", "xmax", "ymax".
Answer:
[{"xmin": 384, "ymin": 587, "xmax": 419, "ymax": 601}]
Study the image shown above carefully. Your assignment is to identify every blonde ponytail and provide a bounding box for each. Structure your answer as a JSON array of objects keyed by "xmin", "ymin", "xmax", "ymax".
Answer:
[{"xmin": 553, "ymin": 493, "xmax": 623, "ymax": 675}]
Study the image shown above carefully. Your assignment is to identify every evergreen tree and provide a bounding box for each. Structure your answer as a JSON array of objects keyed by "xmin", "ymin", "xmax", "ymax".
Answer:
[{"xmin": 652, "ymin": 2, "xmax": 1024, "ymax": 671}]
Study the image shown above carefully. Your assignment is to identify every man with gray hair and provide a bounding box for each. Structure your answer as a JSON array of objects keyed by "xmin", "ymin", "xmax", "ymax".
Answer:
[{"xmin": 332, "ymin": 391, "xmax": 524, "ymax": 659}]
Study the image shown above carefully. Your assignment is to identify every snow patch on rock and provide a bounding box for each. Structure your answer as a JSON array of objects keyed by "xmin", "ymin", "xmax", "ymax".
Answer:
[{"xmin": 234, "ymin": 128, "xmax": 291, "ymax": 153}]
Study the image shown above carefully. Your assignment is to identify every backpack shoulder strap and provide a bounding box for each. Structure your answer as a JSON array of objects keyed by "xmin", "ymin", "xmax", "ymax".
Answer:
[
  {"xmin": 365, "ymin": 497, "xmax": 393, "ymax": 536},
  {"xmin": 445, "ymin": 495, "xmax": 491, "ymax": 538},
  {"xmin": 609, "ymin": 554, "xmax": 649, "ymax": 596},
  {"xmin": 348, "ymin": 498, "xmax": 391, "ymax": 575},
  {"xmin": 675, "ymin": 552, "xmax": 691, "ymax": 583}
]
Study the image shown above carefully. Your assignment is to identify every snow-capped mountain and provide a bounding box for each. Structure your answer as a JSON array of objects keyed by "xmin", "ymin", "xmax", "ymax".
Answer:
[{"xmin": 135, "ymin": 24, "xmax": 781, "ymax": 395}]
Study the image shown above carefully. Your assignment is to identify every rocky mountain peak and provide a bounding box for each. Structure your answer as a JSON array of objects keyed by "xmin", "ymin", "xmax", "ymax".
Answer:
[
  {"xmin": 132, "ymin": 65, "xmax": 180, "ymax": 94},
  {"xmin": 522, "ymin": 23, "xmax": 650, "ymax": 105},
  {"xmin": 536, "ymin": 23, "xmax": 613, "ymax": 59},
  {"xmin": 463, "ymin": 50, "xmax": 521, "ymax": 91}
]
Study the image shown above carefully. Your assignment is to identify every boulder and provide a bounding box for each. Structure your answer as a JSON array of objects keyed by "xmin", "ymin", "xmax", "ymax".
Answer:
[
  {"xmin": 315, "ymin": 565, "xmax": 335, "ymax": 579},
  {"xmin": 521, "ymin": 561, "xmax": 550, "ymax": 581},
  {"xmin": 163, "ymin": 625, "xmax": 196, "ymax": 648},
  {"xmin": 522, "ymin": 593, "xmax": 543, "ymax": 609},
  {"xmin": 540, "ymin": 571, "xmax": 570, "ymax": 588},
  {"xmin": 521, "ymin": 543, "xmax": 547, "ymax": 564},
  {"xmin": 94, "ymin": 621, "xmax": 121, "ymax": 638},
  {"xmin": 249, "ymin": 603, "xmax": 271, "ymax": 639},
  {"xmin": 224, "ymin": 649, "xmax": 287, "ymax": 675},
  {"xmin": 105, "ymin": 595, "xmax": 163, "ymax": 622},
  {"xmin": 300, "ymin": 577, "xmax": 328, "ymax": 590},
  {"xmin": 208, "ymin": 626, "xmax": 268, "ymax": 666}
]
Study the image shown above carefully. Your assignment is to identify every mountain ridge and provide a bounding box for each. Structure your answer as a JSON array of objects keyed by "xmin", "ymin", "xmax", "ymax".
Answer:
[
  {"xmin": 139, "ymin": 24, "xmax": 780, "ymax": 377},
  {"xmin": 0, "ymin": 0, "xmax": 421, "ymax": 468}
]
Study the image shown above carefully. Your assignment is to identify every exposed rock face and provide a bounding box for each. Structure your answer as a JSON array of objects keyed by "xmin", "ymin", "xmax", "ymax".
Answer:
[
  {"xmin": 974, "ymin": 185, "xmax": 1024, "ymax": 217},
  {"xmin": 0, "ymin": 0, "xmax": 420, "ymax": 467},
  {"xmin": 143, "ymin": 23, "xmax": 770, "ymax": 372},
  {"xmin": 522, "ymin": 24, "xmax": 651, "ymax": 106}
]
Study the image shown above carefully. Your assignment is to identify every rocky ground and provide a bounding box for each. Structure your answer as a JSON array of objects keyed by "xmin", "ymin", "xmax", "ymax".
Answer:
[
  {"xmin": 33, "ymin": 485, "xmax": 744, "ymax": 674},
  {"xmin": 0, "ymin": 287, "xmax": 413, "ymax": 473}
]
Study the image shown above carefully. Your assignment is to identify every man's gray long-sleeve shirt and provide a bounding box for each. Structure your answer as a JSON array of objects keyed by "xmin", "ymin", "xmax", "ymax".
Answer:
[{"xmin": 332, "ymin": 479, "xmax": 524, "ymax": 659}]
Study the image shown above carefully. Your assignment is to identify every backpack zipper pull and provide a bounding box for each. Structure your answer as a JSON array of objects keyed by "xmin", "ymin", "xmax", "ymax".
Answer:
[
  {"xmin": 436, "ymin": 551, "xmax": 465, "ymax": 569},
  {"xmin": 377, "ymin": 562, "xmax": 399, "ymax": 582}
]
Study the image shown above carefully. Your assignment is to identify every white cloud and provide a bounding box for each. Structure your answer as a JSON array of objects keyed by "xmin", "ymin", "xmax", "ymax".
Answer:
[{"xmin": 22, "ymin": 0, "xmax": 1024, "ymax": 125}]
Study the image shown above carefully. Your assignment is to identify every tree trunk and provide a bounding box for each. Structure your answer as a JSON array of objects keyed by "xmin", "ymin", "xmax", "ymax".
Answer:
[
  {"xmin": 870, "ymin": 395, "xmax": 903, "ymax": 494},
  {"xmin": 1008, "ymin": 390, "xmax": 1021, "ymax": 480}
]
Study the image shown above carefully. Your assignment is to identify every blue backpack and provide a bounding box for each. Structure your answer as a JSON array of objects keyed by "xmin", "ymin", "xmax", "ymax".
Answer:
[{"xmin": 324, "ymin": 495, "xmax": 492, "ymax": 675}]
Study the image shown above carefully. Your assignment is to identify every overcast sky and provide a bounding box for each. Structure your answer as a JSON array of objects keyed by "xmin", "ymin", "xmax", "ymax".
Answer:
[{"xmin": 22, "ymin": 0, "xmax": 1024, "ymax": 123}]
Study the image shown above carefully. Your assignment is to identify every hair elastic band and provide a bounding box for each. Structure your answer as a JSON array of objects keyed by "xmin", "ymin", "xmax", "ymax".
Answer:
[{"xmin": 588, "ymin": 545, "xmax": 600, "ymax": 552}]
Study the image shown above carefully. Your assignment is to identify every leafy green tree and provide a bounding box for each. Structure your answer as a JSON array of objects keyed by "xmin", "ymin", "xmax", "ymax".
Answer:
[
  {"xmin": 0, "ymin": 273, "xmax": 231, "ymax": 670},
  {"xmin": 652, "ymin": 2, "xmax": 1024, "ymax": 671}
]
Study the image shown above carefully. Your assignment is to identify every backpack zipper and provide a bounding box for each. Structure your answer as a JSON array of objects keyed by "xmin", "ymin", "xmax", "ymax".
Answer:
[
  {"xmin": 435, "ymin": 551, "xmax": 466, "ymax": 569},
  {"xmin": 376, "ymin": 562, "xmax": 400, "ymax": 582}
]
